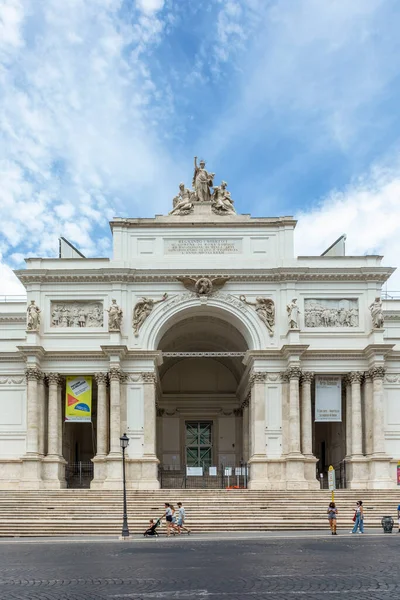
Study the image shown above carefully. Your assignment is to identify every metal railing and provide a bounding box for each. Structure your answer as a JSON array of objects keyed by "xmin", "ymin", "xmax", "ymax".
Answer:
[
  {"xmin": 382, "ymin": 291, "xmax": 400, "ymax": 300},
  {"xmin": 158, "ymin": 464, "xmax": 249, "ymax": 489},
  {"xmin": 0, "ymin": 295, "xmax": 26, "ymax": 302},
  {"xmin": 65, "ymin": 461, "xmax": 94, "ymax": 488}
]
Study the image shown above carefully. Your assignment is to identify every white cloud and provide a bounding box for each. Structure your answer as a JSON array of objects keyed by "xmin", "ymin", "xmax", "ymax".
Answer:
[
  {"xmin": 136, "ymin": 0, "xmax": 164, "ymax": 16},
  {"xmin": 295, "ymin": 159, "xmax": 400, "ymax": 290}
]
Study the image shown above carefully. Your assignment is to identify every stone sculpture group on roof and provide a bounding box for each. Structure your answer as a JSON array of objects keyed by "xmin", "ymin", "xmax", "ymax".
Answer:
[{"xmin": 169, "ymin": 157, "xmax": 236, "ymax": 216}]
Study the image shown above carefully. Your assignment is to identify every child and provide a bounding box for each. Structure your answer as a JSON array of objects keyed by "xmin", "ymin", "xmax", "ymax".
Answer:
[
  {"xmin": 144, "ymin": 518, "xmax": 159, "ymax": 537},
  {"xmin": 327, "ymin": 502, "xmax": 338, "ymax": 535}
]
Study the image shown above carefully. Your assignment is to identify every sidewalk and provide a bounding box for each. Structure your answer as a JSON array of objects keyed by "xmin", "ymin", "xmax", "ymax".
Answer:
[{"xmin": 0, "ymin": 528, "xmax": 397, "ymax": 544}]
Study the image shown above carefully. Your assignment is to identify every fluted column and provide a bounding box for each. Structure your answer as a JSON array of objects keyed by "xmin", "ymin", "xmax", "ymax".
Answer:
[
  {"xmin": 349, "ymin": 372, "xmax": 363, "ymax": 457},
  {"xmin": 363, "ymin": 372, "xmax": 373, "ymax": 455},
  {"xmin": 242, "ymin": 395, "xmax": 250, "ymax": 462},
  {"xmin": 285, "ymin": 367, "xmax": 302, "ymax": 455},
  {"xmin": 108, "ymin": 367, "xmax": 122, "ymax": 455},
  {"xmin": 249, "ymin": 372, "xmax": 267, "ymax": 457},
  {"xmin": 37, "ymin": 372, "xmax": 46, "ymax": 456},
  {"xmin": 142, "ymin": 372, "xmax": 157, "ymax": 457},
  {"xmin": 95, "ymin": 373, "xmax": 108, "ymax": 457},
  {"xmin": 369, "ymin": 367, "xmax": 386, "ymax": 455},
  {"xmin": 345, "ymin": 375, "xmax": 352, "ymax": 458},
  {"xmin": 300, "ymin": 372, "xmax": 313, "ymax": 456},
  {"xmin": 46, "ymin": 373, "xmax": 61, "ymax": 457},
  {"xmin": 25, "ymin": 367, "xmax": 42, "ymax": 455}
]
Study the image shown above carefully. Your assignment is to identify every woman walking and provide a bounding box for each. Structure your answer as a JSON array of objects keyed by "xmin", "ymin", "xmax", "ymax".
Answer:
[
  {"xmin": 162, "ymin": 503, "xmax": 174, "ymax": 537},
  {"xmin": 327, "ymin": 502, "xmax": 338, "ymax": 535},
  {"xmin": 351, "ymin": 500, "xmax": 364, "ymax": 534}
]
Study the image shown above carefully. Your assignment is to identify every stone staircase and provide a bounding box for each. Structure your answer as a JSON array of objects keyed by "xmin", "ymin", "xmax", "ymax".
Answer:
[{"xmin": 0, "ymin": 489, "xmax": 399, "ymax": 537}]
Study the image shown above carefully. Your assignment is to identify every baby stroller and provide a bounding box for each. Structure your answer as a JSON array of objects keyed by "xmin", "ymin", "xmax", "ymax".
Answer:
[{"xmin": 144, "ymin": 518, "xmax": 161, "ymax": 537}]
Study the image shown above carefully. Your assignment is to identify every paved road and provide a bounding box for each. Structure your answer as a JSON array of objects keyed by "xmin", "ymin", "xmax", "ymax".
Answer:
[{"xmin": 0, "ymin": 533, "xmax": 399, "ymax": 599}]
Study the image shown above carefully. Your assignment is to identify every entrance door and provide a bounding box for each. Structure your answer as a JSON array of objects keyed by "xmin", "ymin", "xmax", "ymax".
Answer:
[{"xmin": 185, "ymin": 421, "xmax": 212, "ymax": 467}]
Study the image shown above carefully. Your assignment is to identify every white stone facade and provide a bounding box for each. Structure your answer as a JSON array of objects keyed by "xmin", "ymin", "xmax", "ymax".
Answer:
[{"xmin": 0, "ymin": 201, "xmax": 399, "ymax": 490}]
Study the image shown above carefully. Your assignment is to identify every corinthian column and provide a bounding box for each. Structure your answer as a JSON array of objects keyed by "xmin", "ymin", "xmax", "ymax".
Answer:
[
  {"xmin": 369, "ymin": 367, "xmax": 386, "ymax": 456},
  {"xmin": 25, "ymin": 367, "xmax": 42, "ymax": 455},
  {"xmin": 95, "ymin": 373, "xmax": 108, "ymax": 457},
  {"xmin": 108, "ymin": 367, "xmax": 122, "ymax": 455},
  {"xmin": 363, "ymin": 372, "xmax": 373, "ymax": 455},
  {"xmin": 142, "ymin": 372, "xmax": 157, "ymax": 457},
  {"xmin": 249, "ymin": 372, "xmax": 267, "ymax": 458},
  {"xmin": 37, "ymin": 372, "xmax": 46, "ymax": 456},
  {"xmin": 349, "ymin": 372, "xmax": 363, "ymax": 457},
  {"xmin": 46, "ymin": 373, "xmax": 61, "ymax": 457},
  {"xmin": 285, "ymin": 367, "xmax": 302, "ymax": 455},
  {"xmin": 300, "ymin": 372, "xmax": 313, "ymax": 456},
  {"xmin": 344, "ymin": 375, "xmax": 352, "ymax": 458},
  {"xmin": 242, "ymin": 395, "xmax": 250, "ymax": 462}
]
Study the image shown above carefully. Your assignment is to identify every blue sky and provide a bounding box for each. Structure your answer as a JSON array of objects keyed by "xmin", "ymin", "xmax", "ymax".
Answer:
[{"xmin": 1, "ymin": 0, "xmax": 400, "ymax": 292}]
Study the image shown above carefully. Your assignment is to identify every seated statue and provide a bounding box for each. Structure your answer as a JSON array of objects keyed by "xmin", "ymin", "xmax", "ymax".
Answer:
[
  {"xmin": 169, "ymin": 183, "xmax": 194, "ymax": 215},
  {"xmin": 212, "ymin": 181, "xmax": 236, "ymax": 215}
]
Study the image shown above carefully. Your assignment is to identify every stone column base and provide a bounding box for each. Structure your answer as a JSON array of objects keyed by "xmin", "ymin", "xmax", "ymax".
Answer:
[
  {"xmin": 303, "ymin": 456, "xmax": 320, "ymax": 489},
  {"xmin": 42, "ymin": 455, "xmax": 67, "ymax": 489},
  {"xmin": 127, "ymin": 457, "xmax": 160, "ymax": 490},
  {"xmin": 345, "ymin": 456, "xmax": 369, "ymax": 489},
  {"xmin": 247, "ymin": 456, "xmax": 268, "ymax": 489},
  {"xmin": 20, "ymin": 455, "xmax": 44, "ymax": 489},
  {"xmin": 90, "ymin": 455, "xmax": 108, "ymax": 489},
  {"xmin": 285, "ymin": 454, "xmax": 308, "ymax": 490},
  {"xmin": 367, "ymin": 455, "xmax": 394, "ymax": 489}
]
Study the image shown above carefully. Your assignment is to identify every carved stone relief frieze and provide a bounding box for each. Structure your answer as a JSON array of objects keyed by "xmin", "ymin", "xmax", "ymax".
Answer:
[
  {"xmin": 0, "ymin": 376, "xmax": 25, "ymax": 385},
  {"xmin": 304, "ymin": 298, "xmax": 359, "ymax": 328},
  {"xmin": 385, "ymin": 374, "xmax": 400, "ymax": 384},
  {"xmin": 51, "ymin": 301, "xmax": 104, "ymax": 328}
]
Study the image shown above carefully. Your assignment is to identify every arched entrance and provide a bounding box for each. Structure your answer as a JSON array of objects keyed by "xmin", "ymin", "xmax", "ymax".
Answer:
[{"xmin": 156, "ymin": 313, "xmax": 249, "ymax": 488}]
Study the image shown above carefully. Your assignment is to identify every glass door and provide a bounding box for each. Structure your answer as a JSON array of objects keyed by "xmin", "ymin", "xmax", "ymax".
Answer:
[{"xmin": 185, "ymin": 421, "xmax": 212, "ymax": 467}]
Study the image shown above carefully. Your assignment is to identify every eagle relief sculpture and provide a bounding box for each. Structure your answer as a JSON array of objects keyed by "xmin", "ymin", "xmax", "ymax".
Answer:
[
  {"xmin": 169, "ymin": 157, "xmax": 237, "ymax": 216},
  {"xmin": 177, "ymin": 276, "xmax": 230, "ymax": 296}
]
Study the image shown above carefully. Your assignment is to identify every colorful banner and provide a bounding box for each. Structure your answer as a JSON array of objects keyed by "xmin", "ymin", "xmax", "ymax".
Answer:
[
  {"xmin": 315, "ymin": 376, "xmax": 342, "ymax": 422},
  {"xmin": 65, "ymin": 376, "xmax": 92, "ymax": 422}
]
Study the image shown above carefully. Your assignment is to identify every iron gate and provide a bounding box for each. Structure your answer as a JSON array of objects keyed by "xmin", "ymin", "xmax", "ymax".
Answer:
[
  {"xmin": 65, "ymin": 461, "xmax": 94, "ymax": 488},
  {"xmin": 158, "ymin": 464, "xmax": 250, "ymax": 489}
]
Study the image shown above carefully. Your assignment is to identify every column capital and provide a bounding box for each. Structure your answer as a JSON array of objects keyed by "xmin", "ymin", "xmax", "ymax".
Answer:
[
  {"xmin": 141, "ymin": 372, "xmax": 157, "ymax": 385},
  {"xmin": 249, "ymin": 371, "xmax": 267, "ymax": 386},
  {"xmin": 234, "ymin": 407, "xmax": 243, "ymax": 417},
  {"xmin": 241, "ymin": 391, "xmax": 251, "ymax": 408},
  {"xmin": 109, "ymin": 367, "xmax": 123, "ymax": 382},
  {"xmin": 94, "ymin": 372, "xmax": 108, "ymax": 385},
  {"xmin": 46, "ymin": 372, "xmax": 61, "ymax": 386},
  {"xmin": 25, "ymin": 367, "xmax": 43, "ymax": 381},
  {"xmin": 368, "ymin": 366, "xmax": 386, "ymax": 380},
  {"xmin": 283, "ymin": 366, "xmax": 302, "ymax": 382},
  {"xmin": 363, "ymin": 371, "xmax": 373, "ymax": 382},
  {"xmin": 348, "ymin": 371, "xmax": 363, "ymax": 384},
  {"xmin": 301, "ymin": 371, "xmax": 314, "ymax": 384}
]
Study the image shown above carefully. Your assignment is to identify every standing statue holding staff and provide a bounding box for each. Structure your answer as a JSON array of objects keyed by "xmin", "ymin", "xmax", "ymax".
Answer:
[
  {"xmin": 26, "ymin": 300, "xmax": 41, "ymax": 331},
  {"xmin": 287, "ymin": 298, "xmax": 300, "ymax": 329},
  {"xmin": 192, "ymin": 157, "xmax": 215, "ymax": 203},
  {"xmin": 369, "ymin": 297, "xmax": 384, "ymax": 328},
  {"xmin": 106, "ymin": 299, "xmax": 123, "ymax": 331}
]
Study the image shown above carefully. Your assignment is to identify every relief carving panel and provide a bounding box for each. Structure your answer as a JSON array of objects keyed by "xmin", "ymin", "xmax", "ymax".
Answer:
[
  {"xmin": 51, "ymin": 301, "xmax": 104, "ymax": 328},
  {"xmin": 304, "ymin": 299, "xmax": 359, "ymax": 328}
]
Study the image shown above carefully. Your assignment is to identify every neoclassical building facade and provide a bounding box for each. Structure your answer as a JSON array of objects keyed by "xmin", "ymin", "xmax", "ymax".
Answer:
[{"xmin": 1, "ymin": 169, "xmax": 400, "ymax": 491}]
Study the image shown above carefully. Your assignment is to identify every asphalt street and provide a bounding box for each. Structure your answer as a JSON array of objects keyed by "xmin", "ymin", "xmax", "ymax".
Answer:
[{"xmin": 0, "ymin": 533, "xmax": 399, "ymax": 600}]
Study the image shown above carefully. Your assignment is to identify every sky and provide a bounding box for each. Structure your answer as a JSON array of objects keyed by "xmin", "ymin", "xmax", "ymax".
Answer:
[{"xmin": 1, "ymin": 0, "xmax": 400, "ymax": 294}]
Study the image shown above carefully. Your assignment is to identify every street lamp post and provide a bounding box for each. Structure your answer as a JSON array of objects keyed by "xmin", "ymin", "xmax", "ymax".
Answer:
[{"xmin": 120, "ymin": 433, "xmax": 130, "ymax": 538}]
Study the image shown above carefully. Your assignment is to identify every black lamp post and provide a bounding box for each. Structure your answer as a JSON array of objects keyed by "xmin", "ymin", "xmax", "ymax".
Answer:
[{"xmin": 120, "ymin": 432, "xmax": 130, "ymax": 538}]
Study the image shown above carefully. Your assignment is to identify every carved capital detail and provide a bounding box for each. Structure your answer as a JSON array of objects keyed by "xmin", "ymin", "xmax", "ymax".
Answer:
[
  {"xmin": 368, "ymin": 366, "xmax": 386, "ymax": 380},
  {"xmin": 25, "ymin": 367, "xmax": 43, "ymax": 382},
  {"xmin": 348, "ymin": 371, "xmax": 363, "ymax": 384},
  {"xmin": 249, "ymin": 372, "xmax": 267, "ymax": 387},
  {"xmin": 301, "ymin": 371, "xmax": 314, "ymax": 384},
  {"xmin": 95, "ymin": 372, "xmax": 108, "ymax": 386},
  {"xmin": 108, "ymin": 367, "xmax": 123, "ymax": 382},
  {"xmin": 233, "ymin": 407, "xmax": 243, "ymax": 417},
  {"xmin": 283, "ymin": 366, "xmax": 302, "ymax": 381},
  {"xmin": 141, "ymin": 372, "xmax": 157, "ymax": 385},
  {"xmin": 46, "ymin": 373, "xmax": 61, "ymax": 386}
]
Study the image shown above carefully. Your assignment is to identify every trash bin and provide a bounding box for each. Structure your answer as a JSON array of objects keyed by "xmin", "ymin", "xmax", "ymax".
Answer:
[{"xmin": 381, "ymin": 516, "xmax": 394, "ymax": 533}]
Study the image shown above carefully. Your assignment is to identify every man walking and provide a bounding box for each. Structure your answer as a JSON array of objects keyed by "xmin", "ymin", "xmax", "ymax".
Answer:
[
  {"xmin": 176, "ymin": 502, "xmax": 191, "ymax": 535},
  {"xmin": 398, "ymin": 502, "xmax": 400, "ymax": 533}
]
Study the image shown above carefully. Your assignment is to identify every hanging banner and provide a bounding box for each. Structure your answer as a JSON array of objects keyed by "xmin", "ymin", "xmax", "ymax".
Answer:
[
  {"xmin": 65, "ymin": 376, "xmax": 92, "ymax": 422},
  {"xmin": 315, "ymin": 376, "xmax": 342, "ymax": 422}
]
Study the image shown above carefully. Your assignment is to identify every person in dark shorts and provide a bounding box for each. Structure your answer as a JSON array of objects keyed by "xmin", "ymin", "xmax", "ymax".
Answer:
[
  {"xmin": 176, "ymin": 502, "xmax": 191, "ymax": 535},
  {"xmin": 327, "ymin": 502, "xmax": 338, "ymax": 535},
  {"xmin": 161, "ymin": 503, "xmax": 174, "ymax": 537}
]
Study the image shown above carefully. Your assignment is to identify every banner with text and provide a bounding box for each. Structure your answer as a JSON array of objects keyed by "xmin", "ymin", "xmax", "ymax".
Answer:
[
  {"xmin": 315, "ymin": 376, "xmax": 342, "ymax": 422},
  {"xmin": 65, "ymin": 376, "xmax": 92, "ymax": 422}
]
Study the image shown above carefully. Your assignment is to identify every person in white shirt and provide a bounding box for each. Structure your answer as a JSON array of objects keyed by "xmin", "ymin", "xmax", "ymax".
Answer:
[{"xmin": 176, "ymin": 502, "xmax": 191, "ymax": 535}]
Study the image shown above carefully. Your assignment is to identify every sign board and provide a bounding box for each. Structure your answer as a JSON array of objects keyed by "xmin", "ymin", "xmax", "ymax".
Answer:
[
  {"xmin": 235, "ymin": 467, "xmax": 242, "ymax": 476},
  {"xmin": 186, "ymin": 466, "xmax": 203, "ymax": 476},
  {"xmin": 224, "ymin": 467, "xmax": 232, "ymax": 476},
  {"xmin": 315, "ymin": 376, "xmax": 342, "ymax": 422},
  {"xmin": 65, "ymin": 376, "xmax": 92, "ymax": 422},
  {"xmin": 209, "ymin": 466, "xmax": 217, "ymax": 476},
  {"xmin": 397, "ymin": 462, "xmax": 400, "ymax": 485},
  {"xmin": 328, "ymin": 466, "xmax": 336, "ymax": 491}
]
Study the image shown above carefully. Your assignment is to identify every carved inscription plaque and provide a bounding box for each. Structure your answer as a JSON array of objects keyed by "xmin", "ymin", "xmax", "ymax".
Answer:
[{"xmin": 165, "ymin": 238, "xmax": 242, "ymax": 255}]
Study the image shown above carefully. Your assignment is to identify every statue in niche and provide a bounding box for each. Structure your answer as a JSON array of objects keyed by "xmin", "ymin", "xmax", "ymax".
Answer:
[
  {"xmin": 240, "ymin": 295, "xmax": 275, "ymax": 337},
  {"xmin": 133, "ymin": 293, "xmax": 168, "ymax": 336},
  {"xmin": 212, "ymin": 181, "xmax": 236, "ymax": 215},
  {"xmin": 177, "ymin": 275, "xmax": 230, "ymax": 296},
  {"xmin": 169, "ymin": 183, "xmax": 195, "ymax": 216},
  {"xmin": 369, "ymin": 297, "xmax": 384, "ymax": 328},
  {"xmin": 26, "ymin": 300, "xmax": 41, "ymax": 331},
  {"xmin": 106, "ymin": 299, "xmax": 123, "ymax": 331},
  {"xmin": 192, "ymin": 156, "xmax": 215, "ymax": 203},
  {"xmin": 287, "ymin": 298, "xmax": 300, "ymax": 329}
]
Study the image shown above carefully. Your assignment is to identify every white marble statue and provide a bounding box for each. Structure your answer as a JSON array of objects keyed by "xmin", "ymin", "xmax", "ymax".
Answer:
[
  {"xmin": 369, "ymin": 297, "xmax": 384, "ymax": 328},
  {"xmin": 212, "ymin": 181, "xmax": 236, "ymax": 215},
  {"xmin": 26, "ymin": 300, "xmax": 41, "ymax": 331},
  {"xmin": 106, "ymin": 299, "xmax": 123, "ymax": 331},
  {"xmin": 240, "ymin": 295, "xmax": 275, "ymax": 337},
  {"xmin": 169, "ymin": 183, "xmax": 194, "ymax": 215},
  {"xmin": 287, "ymin": 298, "xmax": 300, "ymax": 329},
  {"xmin": 192, "ymin": 157, "xmax": 215, "ymax": 203},
  {"xmin": 133, "ymin": 294, "xmax": 168, "ymax": 336},
  {"xmin": 177, "ymin": 276, "xmax": 230, "ymax": 296}
]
